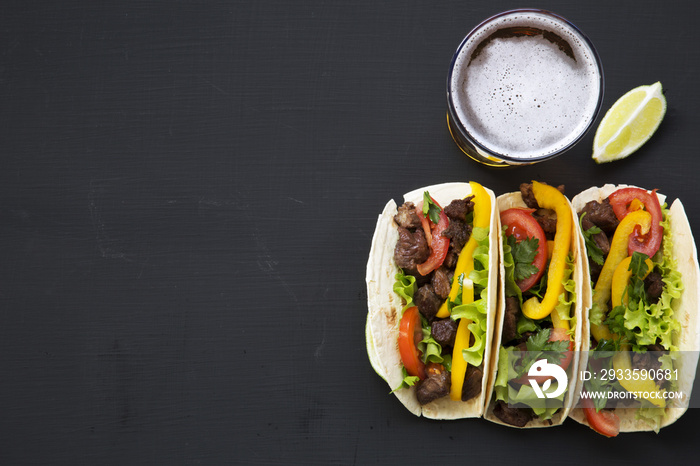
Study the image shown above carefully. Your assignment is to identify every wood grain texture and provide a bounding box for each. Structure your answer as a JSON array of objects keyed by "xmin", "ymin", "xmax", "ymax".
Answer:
[{"xmin": 0, "ymin": 0, "xmax": 699, "ymax": 464}]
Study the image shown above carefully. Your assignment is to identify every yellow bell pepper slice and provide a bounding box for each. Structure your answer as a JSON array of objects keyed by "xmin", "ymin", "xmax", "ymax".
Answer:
[
  {"xmin": 521, "ymin": 182, "xmax": 572, "ymax": 321},
  {"xmin": 546, "ymin": 240, "xmax": 555, "ymax": 260},
  {"xmin": 450, "ymin": 278, "xmax": 474, "ymax": 401},
  {"xmin": 436, "ymin": 181, "xmax": 491, "ymax": 318},
  {"xmin": 629, "ymin": 198, "xmax": 645, "ymax": 212},
  {"xmin": 590, "ymin": 210, "xmax": 652, "ymax": 342}
]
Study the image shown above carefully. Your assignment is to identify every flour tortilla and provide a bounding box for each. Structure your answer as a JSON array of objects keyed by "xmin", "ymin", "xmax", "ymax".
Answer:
[
  {"xmin": 365, "ymin": 182, "xmax": 498, "ymax": 419},
  {"xmin": 482, "ymin": 188, "xmax": 586, "ymax": 428},
  {"xmin": 569, "ymin": 184, "xmax": 700, "ymax": 432}
]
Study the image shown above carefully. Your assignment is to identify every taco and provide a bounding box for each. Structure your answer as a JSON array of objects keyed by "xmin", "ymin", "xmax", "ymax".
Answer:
[
  {"xmin": 483, "ymin": 181, "xmax": 585, "ymax": 428},
  {"xmin": 569, "ymin": 184, "xmax": 700, "ymax": 436},
  {"xmin": 365, "ymin": 182, "xmax": 498, "ymax": 419}
]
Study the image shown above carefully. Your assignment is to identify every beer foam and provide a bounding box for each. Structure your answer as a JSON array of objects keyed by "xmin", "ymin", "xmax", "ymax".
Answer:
[{"xmin": 450, "ymin": 11, "xmax": 602, "ymax": 160}]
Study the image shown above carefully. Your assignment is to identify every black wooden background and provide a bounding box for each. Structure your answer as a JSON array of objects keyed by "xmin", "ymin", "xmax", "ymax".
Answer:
[{"xmin": 1, "ymin": 1, "xmax": 699, "ymax": 464}]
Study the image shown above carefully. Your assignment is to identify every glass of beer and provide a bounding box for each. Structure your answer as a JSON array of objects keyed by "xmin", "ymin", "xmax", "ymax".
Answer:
[{"xmin": 447, "ymin": 9, "xmax": 604, "ymax": 166}]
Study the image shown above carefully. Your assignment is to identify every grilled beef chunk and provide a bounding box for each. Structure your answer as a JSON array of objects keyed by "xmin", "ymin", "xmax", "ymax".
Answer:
[
  {"xmin": 394, "ymin": 202, "xmax": 422, "ymax": 230},
  {"xmin": 493, "ymin": 400, "xmax": 533, "ymax": 427},
  {"xmin": 645, "ymin": 271, "xmax": 664, "ymax": 303},
  {"xmin": 589, "ymin": 261, "xmax": 603, "ymax": 284},
  {"xmin": 442, "ymin": 218, "xmax": 471, "ymax": 256},
  {"xmin": 443, "ymin": 250, "xmax": 458, "ymax": 269},
  {"xmin": 502, "ymin": 296, "xmax": 520, "ymax": 344},
  {"xmin": 431, "ymin": 267, "xmax": 452, "ymax": 299},
  {"xmin": 579, "ymin": 199, "xmax": 616, "ymax": 255},
  {"xmin": 632, "ymin": 347, "xmax": 666, "ymax": 387},
  {"xmin": 444, "ymin": 196, "xmax": 474, "ymax": 221},
  {"xmin": 631, "ymin": 352, "xmax": 662, "ymax": 372},
  {"xmin": 394, "ymin": 227, "xmax": 430, "ymax": 275},
  {"xmin": 520, "ymin": 183, "xmax": 539, "ymax": 209},
  {"xmin": 461, "ymin": 365, "xmax": 483, "ymax": 402},
  {"xmin": 415, "ymin": 364, "xmax": 451, "ymax": 405},
  {"xmin": 431, "ymin": 318, "xmax": 458, "ymax": 347},
  {"xmin": 533, "ymin": 208, "xmax": 558, "ymax": 239},
  {"xmin": 520, "ymin": 183, "xmax": 565, "ymax": 209},
  {"xmin": 580, "ymin": 199, "xmax": 619, "ymax": 233},
  {"xmin": 415, "ymin": 284, "xmax": 442, "ymax": 321},
  {"xmin": 578, "ymin": 199, "xmax": 618, "ymax": 282}
]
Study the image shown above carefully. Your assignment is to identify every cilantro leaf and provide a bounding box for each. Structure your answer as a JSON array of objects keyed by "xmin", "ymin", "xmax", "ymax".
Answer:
[
  {"xmin": 422, "ymin": 191, "xmax": 441, "ymax": 224},
  {"xmin": 627, "ymin": 252, "xmax": 650, "ymax": 307},
  {"xmin": 507, "ymin": 235, "xmax": 540, "ymax": 282},
  {"xmin": 580, "ymin": 214, "xmax": 606, "ymax": 266},
  {"xmin": 524, "ymin": 328, "xmax": 569, "ymax": 362},
  {"xmin": 511, "ymin": 328, "xmax": 570, "ymax": 378},
  {"xmin": 525, "ymin": 328, "xmax": 551, "ymax": 352},
  {"xmin": 629, "ymin": 251, "xmax": 650, "ymax": 276},
  {"xmin": 544, "ymin": 339, "xmax": 573, "ymax": 354},
  {"xmin": 592, "ymin": 338, "xmax": 617, "ymax": 353},
  {"xmin": 605, "ymin": 305, "xmax": 633, "ymax": 346}
]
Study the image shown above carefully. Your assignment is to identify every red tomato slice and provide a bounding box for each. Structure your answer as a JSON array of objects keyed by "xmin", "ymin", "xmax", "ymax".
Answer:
[
  {"xmin": 608, "ymin": 187, "xmax": 663, "ymax": 258},
  {"xmin": 416, "ymin": 201, "xmax": 450, "ymax": 276},
  {"xmin": 500, "ymin": 208, "xmax": 547, "ymax": 292},
  {"xmin": 398, "ymin": 307, "xmax": 426, "ymax": 380},
  {"xmin": 418, "ymin": 207, "xmax": 433, "ymax": 248},
  {"xmin": 581, "ymin": 395, "xmax": 620, "ymax": 437}
]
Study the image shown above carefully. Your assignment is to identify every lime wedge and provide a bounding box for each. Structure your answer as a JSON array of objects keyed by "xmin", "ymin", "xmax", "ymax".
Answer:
[{"xmin": 592, "ymin": 82, "xmax": 667, "ymax": 163}]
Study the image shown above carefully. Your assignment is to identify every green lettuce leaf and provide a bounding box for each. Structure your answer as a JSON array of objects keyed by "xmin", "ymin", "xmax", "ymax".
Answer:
[
  {"xmin": 419, "ymin": 322, "xmax": 452, "ymax": 370},
  {"xmin": 516, "ymin": 314, "xmax": 540, "ymax": 335},
  {"xmin": 589, "ymin": 300, "xmax": 606, "ymax": 326},
  {"xmin": 494, "ymin": 346, "xmax": 515, "ymax": 403},
  {"xmin": 391, "ymin": 366, "xmax": 420, "ymax": 393},
  {"xmin": 634, "ymin": 401, "xmax": 667, "ymax": 433},
  {"xmin": 469, "ymin": 226, "xmax": 491, "ymax": 294},
  {"xmin": 507, "ymin": 383, "xmax": 566, "ymax": 420},
  {"xmin": 553, "ymin": 253, "xmax": 576, "ymax": 335},
  {"xmin": 393, "ymin": 270, "xmax": 416, "ymax": 311},
  {"xmin": 419, "ymin": 326, "xmax": 444, "ymax": 364}
]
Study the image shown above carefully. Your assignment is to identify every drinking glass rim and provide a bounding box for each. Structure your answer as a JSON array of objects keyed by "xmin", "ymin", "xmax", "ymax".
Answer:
[{"xmin": 446, "ymin": 8, "xmax": 605, "ymax": 164}]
